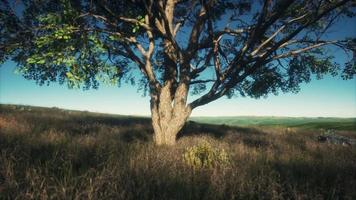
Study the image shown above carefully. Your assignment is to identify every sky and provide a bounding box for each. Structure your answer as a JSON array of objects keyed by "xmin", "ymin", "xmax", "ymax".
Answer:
[
  {"xmin": 1, "ymin": 60, "xmax": 355, "ymax": 117},
  {"xmin": 0, "ymin": 3, "xmax": 355, "ymax": 118}
]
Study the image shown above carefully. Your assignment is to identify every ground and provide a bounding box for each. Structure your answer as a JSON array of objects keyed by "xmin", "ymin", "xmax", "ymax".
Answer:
[{"xmin": 0, "ymin": 104, "xmax": 355, "ymax": 199}]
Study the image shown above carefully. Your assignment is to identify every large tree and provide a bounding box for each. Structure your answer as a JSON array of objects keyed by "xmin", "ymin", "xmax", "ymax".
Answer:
[{"xmin": 1, "ymin": 0, "xmax": 355, "ymax": 145}]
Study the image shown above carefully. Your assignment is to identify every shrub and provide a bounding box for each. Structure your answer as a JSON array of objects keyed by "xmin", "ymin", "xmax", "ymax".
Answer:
[{"xmin": 183, "ymin": 141, "xmax": 229, "ymax": 170}]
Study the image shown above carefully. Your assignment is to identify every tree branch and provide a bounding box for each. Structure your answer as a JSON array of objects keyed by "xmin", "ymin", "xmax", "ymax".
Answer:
[
  {"xmin": 271, "ymin": 41, "xmax": 338, "ymax": 60},
  {"xmin": 185, "ymin": 0, "xmax": 214, "ymax": 59},
  {"xmin": 190, "ymin": 79, "xmax": 216, "ymax": 85}
]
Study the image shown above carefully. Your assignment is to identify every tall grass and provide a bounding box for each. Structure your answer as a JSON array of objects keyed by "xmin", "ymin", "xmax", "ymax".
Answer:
[{"xmin": 0, "ymin": 105, "xmax": 355, "ymax": 199}]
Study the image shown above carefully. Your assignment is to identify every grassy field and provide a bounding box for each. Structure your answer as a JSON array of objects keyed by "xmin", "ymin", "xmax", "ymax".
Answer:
[
  {"xmin": 191, "ymin": 116, "xmax": 356, "ymax": 131},
  {"xmin": 0, "ymin": 104, "xmax": 355, "ymax": 199}
]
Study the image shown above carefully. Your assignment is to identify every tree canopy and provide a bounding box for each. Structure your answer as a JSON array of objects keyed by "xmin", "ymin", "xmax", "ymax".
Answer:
[{"xmin": 1, "ymin": 0, "xmax": 355, "ymax": 145}]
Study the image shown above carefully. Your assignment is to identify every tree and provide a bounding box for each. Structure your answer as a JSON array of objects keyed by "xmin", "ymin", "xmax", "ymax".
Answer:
[{"xmin": 1, "ymin": 0, "xmax": 355, "ymax": 145}]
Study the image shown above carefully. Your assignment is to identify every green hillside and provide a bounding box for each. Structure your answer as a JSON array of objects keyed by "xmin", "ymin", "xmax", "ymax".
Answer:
[{"xmin": 191, "ymin": 116, "xmax": 356, "ymax": 131}]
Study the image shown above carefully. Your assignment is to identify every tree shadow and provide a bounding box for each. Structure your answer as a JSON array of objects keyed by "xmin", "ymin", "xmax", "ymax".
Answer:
[{"xmin": 178, "ymin": 121, "xmax": 267, "ymax": 139}]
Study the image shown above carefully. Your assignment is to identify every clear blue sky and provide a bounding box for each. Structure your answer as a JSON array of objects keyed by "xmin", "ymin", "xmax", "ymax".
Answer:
[
  {"xmin": 1, "ymin": 60, "xmax": 355, "ymax": 117},
  {"xmin": 0, "ymin": 10, "xmax": 355, "ymax": 117}
]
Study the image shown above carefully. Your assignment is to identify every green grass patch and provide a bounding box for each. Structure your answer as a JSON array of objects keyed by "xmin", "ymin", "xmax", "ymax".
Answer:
[{"xmin": 190, "ymin": 116, "xmax": 356, "ymax": 131}]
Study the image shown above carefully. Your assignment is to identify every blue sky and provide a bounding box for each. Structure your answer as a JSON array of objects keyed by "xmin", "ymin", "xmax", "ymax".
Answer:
[
  {"xmin": 0, "ymin": 6, "xmax": 355, "ymax": 117},
  {"xmin": 1, "ymin": 60, "xmax": 355, "ymax": 117}
]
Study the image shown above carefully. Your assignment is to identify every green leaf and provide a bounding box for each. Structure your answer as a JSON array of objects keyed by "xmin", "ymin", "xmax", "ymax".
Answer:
[
  {"xmin": 26, "ymin": 58, "xmax": 36, "ymax": 64},
  {"xmin": 66, "ymin": 72, "xmax": 73, "ymax": 78},
  {"xmin": 36, "ymin": 59, "xmax": 46, "ymax": 64}
]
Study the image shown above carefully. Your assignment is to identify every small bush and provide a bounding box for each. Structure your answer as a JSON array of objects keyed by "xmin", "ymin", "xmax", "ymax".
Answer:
[{"xmin": 183, "ymin": 141, "xmax": 229, "ymax": 170}]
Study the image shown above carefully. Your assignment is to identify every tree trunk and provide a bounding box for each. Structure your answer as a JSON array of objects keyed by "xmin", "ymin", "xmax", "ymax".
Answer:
[
  {"xmin": 150, "ymin": 82, "xmax": 191, "ymax": 145},
  {"xmin": 151, "ymin": 112, "xmax": 189, "ymax": 145}
]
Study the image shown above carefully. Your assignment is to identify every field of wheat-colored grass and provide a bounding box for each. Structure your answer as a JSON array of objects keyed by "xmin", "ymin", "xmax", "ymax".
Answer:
[{"xmin": 0, "ymin": 105, "xmax": 355, "ymax": 199}]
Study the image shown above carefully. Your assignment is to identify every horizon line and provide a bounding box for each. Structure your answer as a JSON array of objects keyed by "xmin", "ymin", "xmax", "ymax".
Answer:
[{"xmin": 1, "ymin": 103, "xmax": 355, "ymax": 119}]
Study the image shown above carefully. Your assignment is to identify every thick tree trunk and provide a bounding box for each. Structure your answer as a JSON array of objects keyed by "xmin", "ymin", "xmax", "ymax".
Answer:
[
  {"xmin": 150, "ymin": 82, "xmax": 191, "ymax": 145},
  {"xmin": 151, "ymin": 112, "xmax": 189, "ymax": 145}
]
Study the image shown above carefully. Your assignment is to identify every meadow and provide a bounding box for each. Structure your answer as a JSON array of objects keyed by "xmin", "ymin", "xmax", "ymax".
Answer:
[{"xmin": 0, "ymin": 104, "xmax": 355, "ymax": 199}]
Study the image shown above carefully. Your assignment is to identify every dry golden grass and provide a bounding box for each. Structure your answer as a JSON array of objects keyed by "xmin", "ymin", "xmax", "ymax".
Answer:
[{"xmin": 0, "ymin": 105, "xmax": 355, "ymax": 199}]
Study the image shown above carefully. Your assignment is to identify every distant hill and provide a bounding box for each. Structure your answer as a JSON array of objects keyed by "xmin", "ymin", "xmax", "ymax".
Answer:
[
  {"xmin": 190, "ymin": 116, "xmax": 356, "ymax": 131},
  {"xmin": 1, "ymin": 104, "xmax": 355, "ymax": 131}
]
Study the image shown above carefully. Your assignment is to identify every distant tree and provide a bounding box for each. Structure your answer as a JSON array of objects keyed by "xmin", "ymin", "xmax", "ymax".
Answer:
[{"xmin": 1, "ymin": 0, "xmax": 355, "ymax": 145}]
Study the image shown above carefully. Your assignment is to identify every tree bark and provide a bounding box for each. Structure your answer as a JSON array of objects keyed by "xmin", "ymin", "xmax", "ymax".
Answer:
[{"xmin": 150, "ymin": 82, "xmax": 191, "ymax": 145}]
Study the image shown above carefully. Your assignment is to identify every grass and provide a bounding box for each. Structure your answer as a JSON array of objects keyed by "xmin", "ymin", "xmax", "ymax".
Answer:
[
  {"xmin": 0, "ymin": 104, "xmax": 355, "ymax": 199},
  {"xmin": 191, "ymin": 116, "xmax": 356, "ymax": 131}
]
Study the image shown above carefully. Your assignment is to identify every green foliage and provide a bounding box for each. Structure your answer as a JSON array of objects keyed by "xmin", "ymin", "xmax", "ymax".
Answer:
[
  {"xmin": 0, "ymin": 0, "xmax": 354, "ymax": 96},
  {"xmin": 0, "ymin": 0, "xmax": 129, "ymax": 89},
  {"xmin": 183, "ymin": 141, "xmax": 229, "ymax": 170},
  {"xmin": 132, "ymin": 15, "xmax": 145, "ymax": 33}
]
